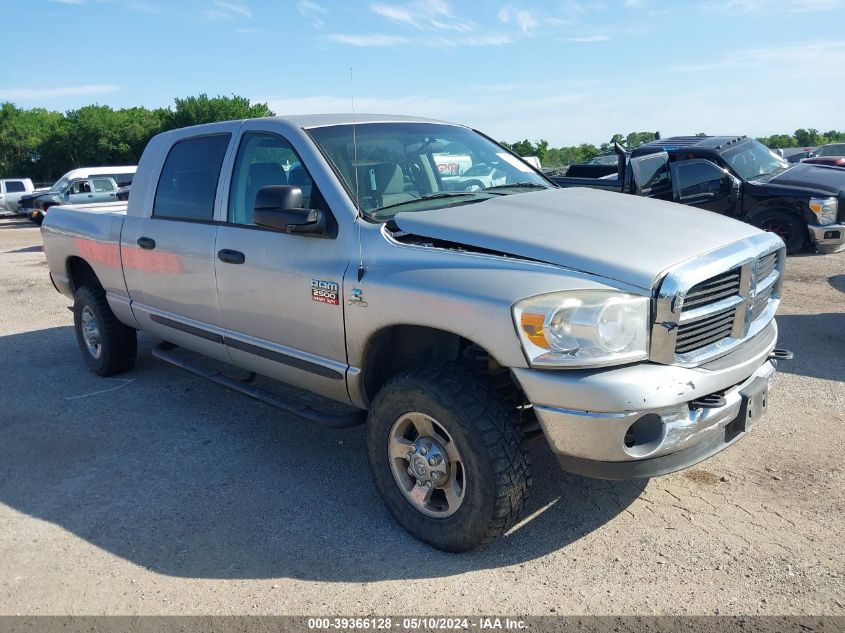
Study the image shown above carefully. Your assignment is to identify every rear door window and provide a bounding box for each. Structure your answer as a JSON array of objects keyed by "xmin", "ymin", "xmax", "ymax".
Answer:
[
  {"xmin": 630, "ymin": 151, "xmax": 670, "ymax": 196},
  {"xmin": 92, "ymin": 178, "xmax": 115, "ymax": 192},
  {"xmin": 111, "ymin": 173, "xmax": 135, "ymax": 187},
  {"xmin": 153, "ymin": 134, "xmax": 231, "ymax": 221}
]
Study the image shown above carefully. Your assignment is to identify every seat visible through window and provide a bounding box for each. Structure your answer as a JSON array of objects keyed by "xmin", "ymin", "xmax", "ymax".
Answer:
[
  {"xmin": 228, "ymin": 132, "xmax": 324, "ymax": 225},
  {"xmin": 355, "ymin": 162, "xmax": 414, "ymax": 211},
  {"xmin": 246, "ymin": 162, "xmax": 287, "ymax": 215}
]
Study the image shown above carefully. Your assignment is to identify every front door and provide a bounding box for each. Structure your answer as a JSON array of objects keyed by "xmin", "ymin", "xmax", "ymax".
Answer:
[
  {"xmin": 121, "ymin": 130, "xmax": 235, "ymax": 363},
  {"xmin": 669, "ymin": 159, "xmax": 738, "ymax": 216},
  {"xmin": 214, "ymin": 130, "xmax": 350, "ymax": 403},
  {"xmin": 66, "ymin": 179, "xmax": 95, "ymax": 205}
]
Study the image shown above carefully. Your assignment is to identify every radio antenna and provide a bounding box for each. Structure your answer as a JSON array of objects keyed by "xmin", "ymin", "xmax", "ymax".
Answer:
[{"xmin": 350, "ymin": 67, "xmax": 365, "ymax": 282}]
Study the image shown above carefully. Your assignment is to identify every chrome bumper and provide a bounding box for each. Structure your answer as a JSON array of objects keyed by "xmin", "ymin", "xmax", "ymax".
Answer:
[
  {"xmin": 532, "ymin": 360, "xmax": 775, "ymax": 479},
  {"xmin": 808, "ymin": 223, "xmax": 845, "ymax": 254},
  {"xmin": 513, "ymin": 322, "xmax": 781, "ymax": 480}
]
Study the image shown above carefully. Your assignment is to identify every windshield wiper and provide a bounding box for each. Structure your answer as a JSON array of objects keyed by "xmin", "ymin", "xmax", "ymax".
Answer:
[
  {"xmin": 483, "ymin": 182, "xmax": 549, "ymax": 192},
  {"xmin": 374, "ymin": 191, "xmax": 485, "ymax": 213}
]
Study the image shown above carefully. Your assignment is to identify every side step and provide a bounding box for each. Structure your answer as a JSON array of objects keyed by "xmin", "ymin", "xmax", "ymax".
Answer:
[{"xmin": 151, "ymin": 344, "xmax": 366, "ymax": 428}]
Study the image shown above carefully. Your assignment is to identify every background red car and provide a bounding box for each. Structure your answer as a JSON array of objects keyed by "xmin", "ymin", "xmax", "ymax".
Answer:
[{"xmin": 803, "ymin": 143, "xmax": 845, "ymax": 167}]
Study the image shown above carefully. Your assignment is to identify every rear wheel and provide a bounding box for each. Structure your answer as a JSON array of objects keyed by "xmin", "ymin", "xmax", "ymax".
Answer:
[
  {"xmin": 754, "ymin": 209, "xmax": 806, "ymax": 254},
  {"xmin": 73, "ymin": 285, "xmax": 137, "ymax": 376},
  {"xmin": 366, "ymin": 363, "xmax": 531, "ymax": 552}
]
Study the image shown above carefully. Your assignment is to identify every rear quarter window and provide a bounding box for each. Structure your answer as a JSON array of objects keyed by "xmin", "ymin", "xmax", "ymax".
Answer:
[
  {"xmin": 110, "ymin": 173, "xmax": 135, "ymax": 187},
  {"xmin": 153, "ymin": 134, "xmax": 231, "ymax": 221},
  {"xmin": 4, "ymin": 181, "xmax": 26, "ymax": 193}
]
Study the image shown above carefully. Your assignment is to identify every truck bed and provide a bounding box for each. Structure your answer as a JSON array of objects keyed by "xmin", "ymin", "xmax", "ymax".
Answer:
[{"xmin": 41, "ymin": 203, "xmax": 131, "ymax": 317}]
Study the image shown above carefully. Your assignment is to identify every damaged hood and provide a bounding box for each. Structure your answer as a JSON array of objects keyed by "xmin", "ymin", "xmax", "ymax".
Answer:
[
  {"xmin": 393, "ymin": 187, "xmax": 762, "ymax": 290},
  {"xmin": 761, "ymin": 161, "xmax": 845, "ymax": 197}
]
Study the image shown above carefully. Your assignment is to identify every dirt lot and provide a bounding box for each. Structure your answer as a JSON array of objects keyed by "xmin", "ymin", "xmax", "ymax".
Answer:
[{"xmin": 0, "ymin": 213, "xmax": 843, "ymax": 616}]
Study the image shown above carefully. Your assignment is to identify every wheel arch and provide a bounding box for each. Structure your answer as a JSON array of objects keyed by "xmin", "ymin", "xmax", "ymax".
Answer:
[
  {"xmin": 357, "ymin": 324, "xmax": 508, "ymax": 406},
  {"xmin": 745, "ymin": 200, "xmax": 810, "ymax": 251},
  {"xmin": 66, "ymin": 256, "xmax": 103, "ymax": 294},
  {"xmin": 745, "ymin": 198, "xmax": 812, "ymax": 226}
]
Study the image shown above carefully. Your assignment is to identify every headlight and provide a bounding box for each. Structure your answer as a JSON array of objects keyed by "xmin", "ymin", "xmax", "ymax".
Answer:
[
  {"xmin": 513, "ymin": 291, "xmax": 650, "ymax": 368},
  {"xmin": 809, "ymin": 197, "xmax": 838, "ymax": 226}
]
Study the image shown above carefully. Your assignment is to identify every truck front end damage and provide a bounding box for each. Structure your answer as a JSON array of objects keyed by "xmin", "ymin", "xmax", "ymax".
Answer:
[{"xmin": 514, "ymin": 233, "xmax": 791, "ymax": 478}]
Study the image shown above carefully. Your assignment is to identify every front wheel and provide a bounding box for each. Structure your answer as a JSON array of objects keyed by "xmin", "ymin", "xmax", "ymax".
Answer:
[
  {"xmin": 366, "ymin": 363, "xmax": 531, "ymax": 552},
  {"xmin": 754, "ymin": 209, "xmax": 806, "ymax": 254},
  {"xmin": 73, "ymin": 285, "xmax": 137, "ymax": 376}
]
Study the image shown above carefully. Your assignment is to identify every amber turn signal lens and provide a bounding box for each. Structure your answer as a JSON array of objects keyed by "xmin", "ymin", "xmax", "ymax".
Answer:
[{"xmin": 520, "ymin": 312, "xmax": 549, "ymax": 349}]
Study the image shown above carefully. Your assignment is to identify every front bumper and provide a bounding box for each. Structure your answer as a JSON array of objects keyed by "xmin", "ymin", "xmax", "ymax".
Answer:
[
  {"xmin": 513, "ymin": 322, "xmax": 781, "ymax": 480},
  {"xmin": 808, "ymin": 223, "xmax": 845, "ymax": 254}
]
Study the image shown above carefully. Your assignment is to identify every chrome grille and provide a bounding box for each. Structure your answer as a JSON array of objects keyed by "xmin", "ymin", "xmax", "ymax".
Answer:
[
  {"xmin": 650, "ymin": 233, "xmax": 785, "ymax": 366},
  {"xmin": 751, "ymin": 282, "xmax": 774, "ymax": 319},
  {"xmin": 757, "ymin": 252, "xmax": 777, "ymax": 280},
  {"xmin": 682, "ymin": 269, "xmax": 741, "ymax": 309},
  {"xmin": 675, "ymin": 306, "xmax": 736, "ymax": 354}
]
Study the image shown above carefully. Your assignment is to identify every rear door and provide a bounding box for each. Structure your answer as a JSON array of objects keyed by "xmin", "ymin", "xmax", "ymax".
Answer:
[
  {"xmin": 90, "ymin": 177, "xmax": 119, "ymax": 203},
  {"xmin": 213, "ymin": 126, "xmax": 350, "ymax": 402},
  {"xmin": 121, "ymin": 130, "xmax": 236, "ymax": 363},
  {"xmin": 628, "ymin": 152, "xmax": 671, "ymax": 199}
]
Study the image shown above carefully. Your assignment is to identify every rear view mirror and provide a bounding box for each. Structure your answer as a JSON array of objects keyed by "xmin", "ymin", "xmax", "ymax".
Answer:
[{"xmin": 253, "ymin": 185, "xmax": 326, "ymax": 235}]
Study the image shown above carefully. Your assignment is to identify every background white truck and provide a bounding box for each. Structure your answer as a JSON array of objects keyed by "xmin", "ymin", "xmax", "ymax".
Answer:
[{"xmin": 0, "ymin": 178, "xmax": 35, "ymax": 214}]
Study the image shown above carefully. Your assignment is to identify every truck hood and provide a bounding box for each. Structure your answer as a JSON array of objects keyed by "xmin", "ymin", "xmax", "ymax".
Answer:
[
  {"xmin": 757, "ymin": 162, "xmax": 845, "ymax": 196},
  {"xmin": 393, "ymin": 187, "xmax": 762, "ymax": 291}
]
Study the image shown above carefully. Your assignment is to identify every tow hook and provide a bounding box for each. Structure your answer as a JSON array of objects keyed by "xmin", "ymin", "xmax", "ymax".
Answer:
[
  {"xmin": 769, "ymin": 349, "xmax": 794, "ymax": 361},
  {"xmin": 768, "ymin": 348, "xmax": 794, "ymax": 369},
  {"xmin": 690, "ymin": 393, "xmax": 728, "ymax": 410}
]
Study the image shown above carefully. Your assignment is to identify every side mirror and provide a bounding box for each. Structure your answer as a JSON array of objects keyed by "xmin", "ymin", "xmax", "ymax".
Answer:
[{"xmin": 253, "ymin": 185, "xmax": 326, "ymax": 235}]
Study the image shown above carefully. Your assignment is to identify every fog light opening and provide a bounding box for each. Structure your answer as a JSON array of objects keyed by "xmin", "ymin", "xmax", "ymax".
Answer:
[{"xmin": 623, "ymin": 414, "xmax": 665, "ymax": 458}]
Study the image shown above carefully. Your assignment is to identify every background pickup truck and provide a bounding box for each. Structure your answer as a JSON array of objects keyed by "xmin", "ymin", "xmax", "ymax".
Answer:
[
  {"xmin": 27, "ymin": 176, "xmax": 121, "ymax": 224},
  {"xmin": 549, "ymin": 136, "xmax": 845, "ymax": 255},
  {"xmin": 43, "ymin": 115, "xmax": 790, "ymax": 551},
  {"xmin": 18, "ymin": 166, "xmax": 136, "ymax": 223},
  {"xmin": 0, "ymin": 178, "xmax": 35, "ymax": 214}
]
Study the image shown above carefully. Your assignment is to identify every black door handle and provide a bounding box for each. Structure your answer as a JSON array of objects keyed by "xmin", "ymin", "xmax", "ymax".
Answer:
[
  {"xmin": 137, "ymin": 237, "xmax": 156, "ymax": 250},
  {"xmin": 218, "ymin": 249, "xmax": 245, "ymax": 264},
  {"xmin": 88, "ymin": 194, "xmax": 94, "ymax": 198}
]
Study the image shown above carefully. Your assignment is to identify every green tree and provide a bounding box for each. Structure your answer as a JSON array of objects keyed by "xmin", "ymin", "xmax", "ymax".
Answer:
[
  {"xmin": 794, "ymin": 128, "xmax": 823, "ymax": 147},
  {"xmin": 167, "ymin": 94, "xmax": 274, "ymax": 129}
]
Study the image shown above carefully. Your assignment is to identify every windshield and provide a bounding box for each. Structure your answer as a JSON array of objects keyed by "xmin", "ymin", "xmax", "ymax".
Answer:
[
  {"xmin": 307, "ymin": 122, "xmax": 551, "ymax": 220},
  {"xmin": 722, "ymin": 139, "xmax": 789, "ymax": 180},
  {"xmin": 50, "ymin": 177, "xmax": 70, "ymax": 193},
  {"xmin": 815, "ymin": 144, "xmax": 845, "ymax": 157}
]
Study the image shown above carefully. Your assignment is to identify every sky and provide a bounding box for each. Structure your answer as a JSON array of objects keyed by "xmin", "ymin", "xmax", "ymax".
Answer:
[{"xmin": 2, "ymin": 0, "xmax": 844, "ymax": 146}]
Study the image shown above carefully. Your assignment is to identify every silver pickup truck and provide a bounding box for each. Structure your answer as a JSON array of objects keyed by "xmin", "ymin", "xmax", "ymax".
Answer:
[{"xmin": 42, "ymin": 114, "xmax": 791, "ymax": 551}]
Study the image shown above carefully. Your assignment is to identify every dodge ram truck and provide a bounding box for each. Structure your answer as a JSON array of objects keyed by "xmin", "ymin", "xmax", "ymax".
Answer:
[
  {"xmin": 550, "ymin": 136, "xmax": 845, "ymax": 255},
  {"xmin": 42, "ymin": 115, "xmax": 792, "ymax": 551}
]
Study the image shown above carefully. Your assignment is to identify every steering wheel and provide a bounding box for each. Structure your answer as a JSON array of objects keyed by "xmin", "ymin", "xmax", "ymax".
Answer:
[{"xmin": 459, "ymin": 179, "xmax": 486, "ymax": 192}]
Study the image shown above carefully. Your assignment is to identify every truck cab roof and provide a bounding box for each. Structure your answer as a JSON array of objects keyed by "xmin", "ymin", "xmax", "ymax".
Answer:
[{"xmin": 633, "ymin": 136, "xmax": 748, "ymax": 156}]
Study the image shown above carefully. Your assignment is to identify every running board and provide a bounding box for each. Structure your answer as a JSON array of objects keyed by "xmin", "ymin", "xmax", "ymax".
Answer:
[{"xmin": 151, "ymin": 344, "xmax": 365, "ymax": 428}]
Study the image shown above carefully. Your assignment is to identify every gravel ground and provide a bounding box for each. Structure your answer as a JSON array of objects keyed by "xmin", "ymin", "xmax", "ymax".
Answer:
[{"xmin": 0, "ymin": 214, "xmax": 843, "ymax": 616}]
